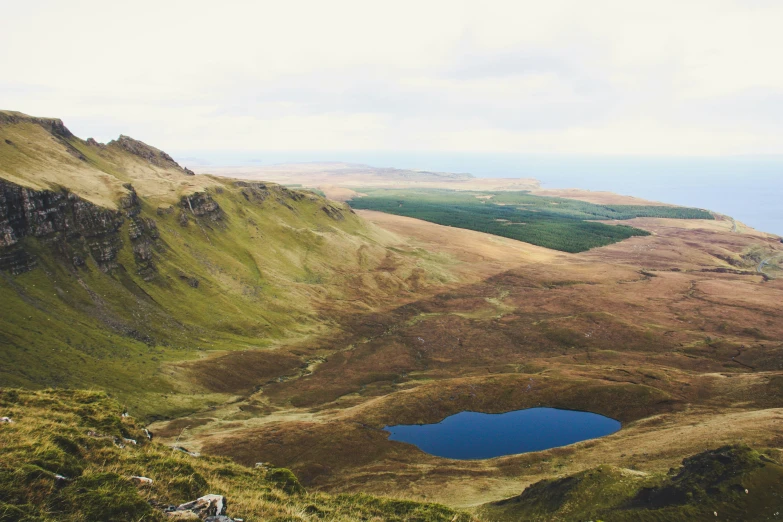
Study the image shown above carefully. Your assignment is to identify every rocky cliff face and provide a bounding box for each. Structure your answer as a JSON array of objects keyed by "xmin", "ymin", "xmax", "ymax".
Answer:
[
  {"xmin": 234, "ymin": 181, "xmax": 348, "ymax": 221},
  {"xmin": 181, "ymin": 191, "xmax": 222, "ymax": 218},
  {"xmin": 0, "ymin": 179, "xmax": 125, "ymax": 274},
  {"xmin": 0, "ymin": 174, "xmax": 346, "ymax": 277},
  {"xmin": 121, "ymin": 185, "xmax": 162, "ymax": 281},
  {"xmin": 0, "ymin": 179, "xmax": 163, "ymax": 277},
  {"xmin": 178, "ymin": 191, "xmax": 224, "ymax": 229},
  {"xmin": 0, "ymin": 111, "xmax": 74, "ymax": 139}
]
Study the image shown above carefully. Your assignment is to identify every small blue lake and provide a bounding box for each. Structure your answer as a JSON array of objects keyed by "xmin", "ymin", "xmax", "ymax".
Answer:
[{"xmin": 384, "ymin": 407, "xmax": 621, "ymax": 460}]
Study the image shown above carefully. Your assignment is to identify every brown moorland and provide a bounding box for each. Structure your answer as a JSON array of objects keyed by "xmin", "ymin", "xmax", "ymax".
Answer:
[{"xmin": 151, "ymin": 201, "xmax": 783, "ymax": 510}]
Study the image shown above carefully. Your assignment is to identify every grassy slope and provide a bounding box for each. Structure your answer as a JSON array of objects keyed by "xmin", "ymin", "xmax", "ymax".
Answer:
[
  {"xmin": 0, "ymin": 110, "xmax": 217, "ymax": 207},
  {"xmin": 0, "ymin": 388, "xmax": 473, "ymax": 522},
  {"xmin": 478, "ymin": 445, "xmax": 783, "ymax": 521},
  {"xmin": 0, "ymin": 113, "xmax": 453, "ymax": 419}
]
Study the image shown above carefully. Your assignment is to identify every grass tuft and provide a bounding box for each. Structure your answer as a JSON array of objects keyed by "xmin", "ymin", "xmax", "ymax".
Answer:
[{"xmin": 0, "ymin": 388, "xmax": 474, "ymax": 521}]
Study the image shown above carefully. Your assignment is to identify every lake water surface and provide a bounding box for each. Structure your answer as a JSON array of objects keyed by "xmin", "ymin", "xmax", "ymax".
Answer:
[{"xmin": 384, "ymin": 407, "xmax": 621, "ymax": 460}]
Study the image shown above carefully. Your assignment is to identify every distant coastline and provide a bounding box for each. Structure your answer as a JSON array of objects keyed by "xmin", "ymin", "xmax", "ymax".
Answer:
[{"xmin": 181, "ymin": 151, "xmax": 783, "ymax": 236}]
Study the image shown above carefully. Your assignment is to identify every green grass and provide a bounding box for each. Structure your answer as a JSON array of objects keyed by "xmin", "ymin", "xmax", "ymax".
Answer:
[
  {"xmin": 478, "ymin": 445, "xmax": 783, "ymax": 521},
  {"xmin": 8, "ymin": 392, "xmax": 780, "ymax": 521},
  {"xmin": 0, "ymin": 178, "xmax": 442, "ymax": 420},
  {"xmin": 2, "ymin": 114, "xmax": 453, "ymax": 422},
  {"xmin": 0, "ymin": 389, "xmax": 473, "ymax": 521},
  {"xmin": 348, "ymin": 189, "xmax": 713, "ymax": 253}
]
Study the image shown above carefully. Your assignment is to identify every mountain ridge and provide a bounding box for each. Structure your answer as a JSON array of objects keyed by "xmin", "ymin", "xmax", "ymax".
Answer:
[
  {"xmin": 0, "ymin": 110, "xmax": 212, "ymax": 208},
  {"xmin": 0, "ymin": 111, "xmax": 460, "ymax": 419}
]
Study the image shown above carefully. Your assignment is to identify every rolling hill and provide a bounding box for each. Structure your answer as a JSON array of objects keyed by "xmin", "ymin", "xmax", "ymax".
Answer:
[{"xmin": 2, "ymin": 111, "xmax": 783, "ymax": 521}]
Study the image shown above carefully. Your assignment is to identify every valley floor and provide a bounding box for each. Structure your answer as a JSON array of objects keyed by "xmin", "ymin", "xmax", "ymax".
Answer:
[{"xmin": 149, "ymin": 206, "xmax": 783, "ymax": 511}]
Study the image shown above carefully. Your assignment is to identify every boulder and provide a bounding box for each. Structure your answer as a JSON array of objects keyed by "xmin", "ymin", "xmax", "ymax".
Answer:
[
  {"xmin": 173, "ymin": 446, "xmax": 200, "ymax": 457},
  {"xmin": 165, "ymin": 512, "xmax": 200, "ymax": 521},
  {"xmin": 176, "ymin": 494, "xmax": 227, "ymax": 518},
  {"xmin": 130, "ymin": 476, "xmax": 153, "ymax": 486}
]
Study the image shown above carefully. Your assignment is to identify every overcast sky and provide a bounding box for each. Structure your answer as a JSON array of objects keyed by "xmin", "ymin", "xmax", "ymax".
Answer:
[{"xmin": 2, "ymin": 0, "xmax": 782, "ymax": 156}]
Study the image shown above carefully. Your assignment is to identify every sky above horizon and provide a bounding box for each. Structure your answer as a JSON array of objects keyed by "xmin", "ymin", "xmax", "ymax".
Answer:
[{"xmin": 2, "ymin": 0, "xmax": 782, "ymax": 156}]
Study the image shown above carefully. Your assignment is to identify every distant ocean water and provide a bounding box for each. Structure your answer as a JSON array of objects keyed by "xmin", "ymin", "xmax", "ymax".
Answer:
[{"xmin": 179, "ymin": 151, "xmax": 783, "ymax": 236}]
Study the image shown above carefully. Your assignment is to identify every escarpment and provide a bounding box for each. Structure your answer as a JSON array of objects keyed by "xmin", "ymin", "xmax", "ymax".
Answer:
[
  {"xmin": 0, "ymin": 176, "xmax": 186, "ymax": 281},
  {"xmin": 0, "ymin": 111, "xmax": 454, "ymax": 419},
  {"xmin": 233, "ymin": 181, "xmax": 349, "ymax": 221},
  {"xmin": 123, "ymin": 186, "xmax": 162, "ymax": 280},
  {"xmin": 0, "ymin": 179, "xmax": 126, "ymax": 274},
  {"xmin": 0, "ymin": 111, "xmax": 74, "ymax": 139},
  {"xmin": 0, "ymin": 174, "xmax": 353, "ymax": 277}
]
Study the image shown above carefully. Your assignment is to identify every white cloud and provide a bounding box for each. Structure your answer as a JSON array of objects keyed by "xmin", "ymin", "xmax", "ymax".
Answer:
[{"xmin": 2, "ymin": 0, "xmax": 782, "ymax": 155}]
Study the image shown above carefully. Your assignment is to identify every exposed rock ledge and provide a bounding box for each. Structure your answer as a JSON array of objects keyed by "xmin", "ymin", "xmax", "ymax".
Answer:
[
  {"xmin": 108, "ymin": 135, "xmax": 195, "ymax": 175},
  {"xmin": 0, "ymin": 111, "xmax": 74, "ymax": 139},
  {"xmin": 0, "ymin": 178, "xmax": 161, "ymax": 277}
]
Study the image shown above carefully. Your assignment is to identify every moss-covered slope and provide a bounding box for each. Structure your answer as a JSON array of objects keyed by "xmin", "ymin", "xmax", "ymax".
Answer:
[
  {"xmin": 0, "ymin": 388, "xmax": 473, "ymax": 521},
  {"xmin": 479, "ymin": 445, "xmax": 783, "ymax": 521}
]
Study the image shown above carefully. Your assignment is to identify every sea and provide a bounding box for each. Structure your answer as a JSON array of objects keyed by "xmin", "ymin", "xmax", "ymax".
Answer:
[{"xmin": 179, "ymin": 151, "xmax": 783, "ymax": 237}]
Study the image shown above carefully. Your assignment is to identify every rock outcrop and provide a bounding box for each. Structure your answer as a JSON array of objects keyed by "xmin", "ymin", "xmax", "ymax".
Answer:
[
  {"xmin": 179, "ymin": 191, "xmax": 223, "ymax": 229},
  {"xmin": 181, "ymin": 192, "xmax": 222, "ymax": 219},
  {"xmin": 0, "ymin": 179, "xmax": 125, "ymax": 274},
  {"xmin": 235, "ymin": 181, "xmax": 270, "ymax": 204},
  {"xmin": 109, "ymin": 135, "xmax": 194, "ymax": 175},
  {"xmin": 0, "ymin": 179, "xmax": 165, "ymax": 278},
  {"xmin": 157, "ymin": 494, "xmax": 242, "ymax": 521},
  {"xmin": 233, "ymin": 181, "xmax": 343, "ymax": 221},
  {"xmin": 123, "ymin": 187, "xmax": 161, "ymax": 280},
  {"xmin": 321, "ymin": 204, "xmax": 346, "ymax": 221},
  {"xmin": 0, "ymin": 248, "xmax": 37, "ymax": 275},
  {"xmin": 0, "ymin": 111, "xmax": 74, "ymax": 139}
]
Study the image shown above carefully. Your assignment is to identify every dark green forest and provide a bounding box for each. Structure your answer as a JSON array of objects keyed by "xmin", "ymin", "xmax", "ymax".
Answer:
[{"xmin": 348, "ymin": 189, "xmax": 713, "ymax": 253}]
